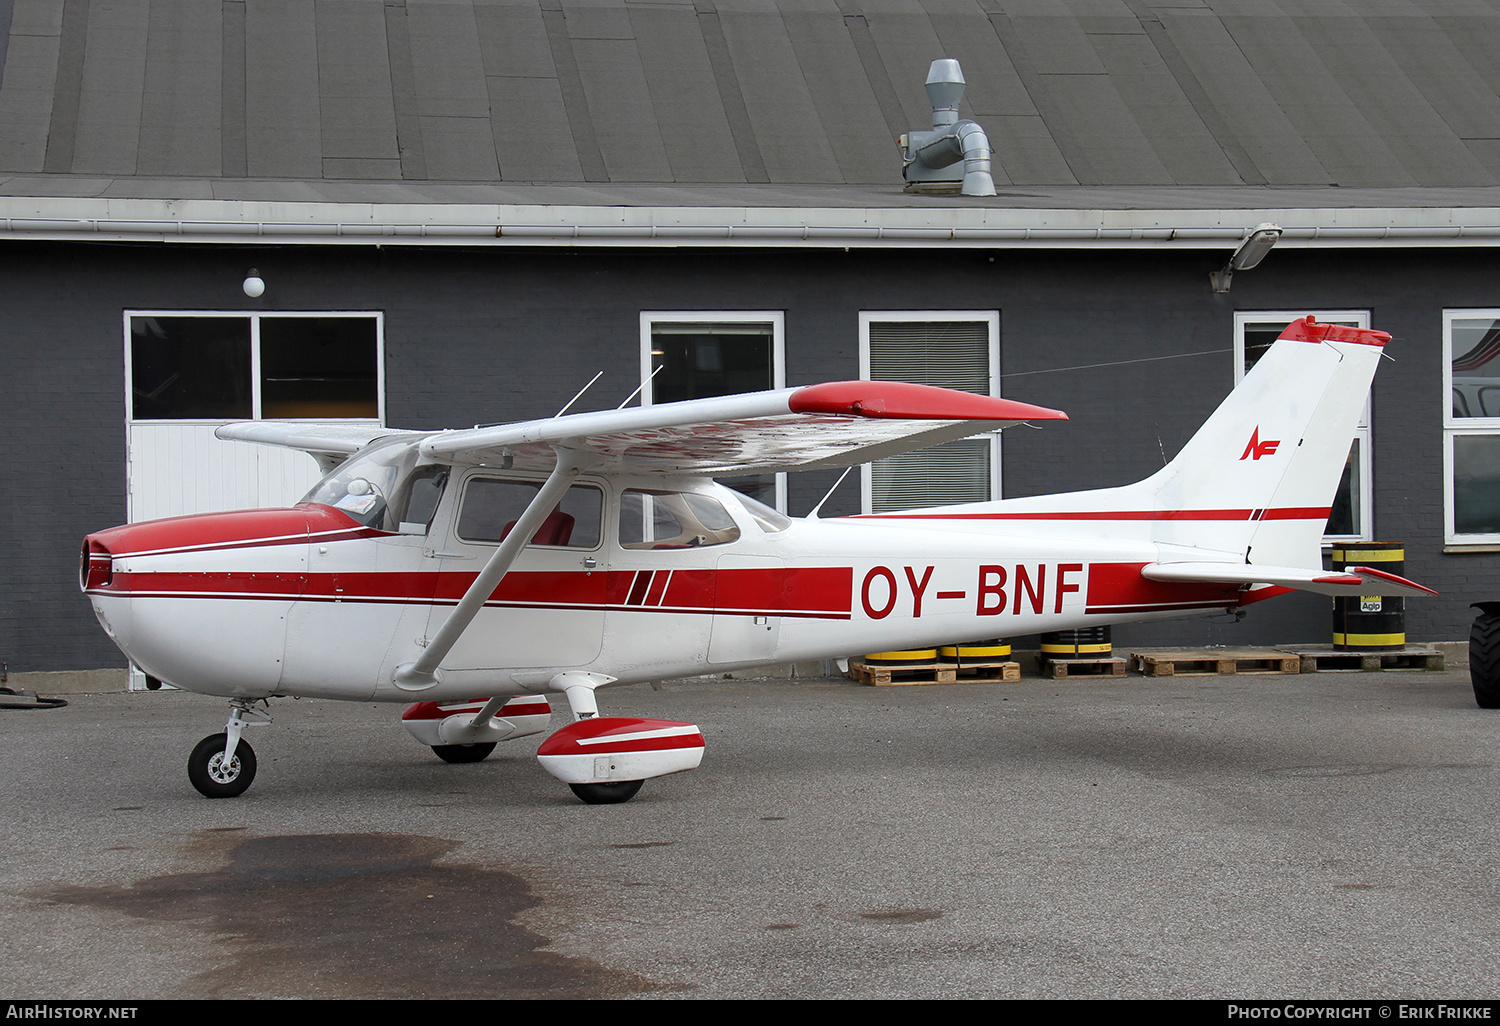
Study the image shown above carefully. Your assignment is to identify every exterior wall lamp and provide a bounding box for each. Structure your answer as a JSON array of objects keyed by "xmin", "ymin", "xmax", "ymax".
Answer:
[{"xmin": 1210, "ymin": 223, "xmax": 1281, "ymax": 293}]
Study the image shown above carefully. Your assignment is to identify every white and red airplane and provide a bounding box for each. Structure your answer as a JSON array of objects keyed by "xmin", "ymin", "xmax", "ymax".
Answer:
[{"xmin": 81, "ymin": 317, "xmax": 1433, "ymax": 803}]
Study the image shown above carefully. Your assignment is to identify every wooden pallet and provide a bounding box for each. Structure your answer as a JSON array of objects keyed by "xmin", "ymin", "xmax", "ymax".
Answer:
[
  {"xmin": 848, "ymin": 660, "xmax": 957, "ymax": 686},
  {"xmin": 947, "ymin": 660, "xmax": 1022, "ymax": 683},
  {"xmin": 1039, "ymin": 656, "xmax": 1128, "ymax": 680},
  {"xmin": 1285, "ymin": 646, "xmax": 1445, "ymax": 673},
  {"xmin": 1131, "ymin": 648, "xmax": 1301, "ymax": 677}
]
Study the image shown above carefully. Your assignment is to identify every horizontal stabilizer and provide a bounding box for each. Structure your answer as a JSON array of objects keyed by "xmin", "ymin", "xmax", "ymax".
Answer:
[{"xmin": 1142, "ymin": 562, "xmax": 1437, "ymax": 598}]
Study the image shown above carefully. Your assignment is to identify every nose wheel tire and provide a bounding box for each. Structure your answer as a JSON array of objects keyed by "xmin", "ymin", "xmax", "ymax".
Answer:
[
  {"xmin": 568, "ymin": 780, "xmax": 643, "ymax": 804},
  {"xmin": 431, "ymin": 742, "xmax": 497, "ymax": 764},
  {"xmin": 188, "ymin": 733, "xmax": 257, "ymax": 798}
]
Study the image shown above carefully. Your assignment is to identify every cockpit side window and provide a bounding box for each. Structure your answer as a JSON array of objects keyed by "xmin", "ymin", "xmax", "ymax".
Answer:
[
  {"xmin": 619, "ymin": 489, "xmax": 741, "ymax": 549},
  {"xmin": 390, "ymin": 465, "xmax": 448, "ymax": 535},
  {"xmin": 456, "ymin": 478, "xmax": 602, "ymax": 548}
]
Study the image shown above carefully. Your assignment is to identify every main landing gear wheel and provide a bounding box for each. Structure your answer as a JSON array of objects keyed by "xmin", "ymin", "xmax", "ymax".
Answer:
[
  {"xmin": 568, "ymin": 780, "xmax": 643, "ymax": 805},
  {"xmin": 188, "ymin": 733, "xmax": 257, "ymax": 798},
  {"xmin": 1470, "ymin": 607, "xmax": 1500, "ymax": 709},
  {"xmin": 431, "ymin": 742, "xmax": 497, "ymax": 764}
]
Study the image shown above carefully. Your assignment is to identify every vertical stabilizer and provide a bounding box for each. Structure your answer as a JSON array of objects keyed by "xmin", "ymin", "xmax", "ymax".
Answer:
[{"xmin": 1145, "ymin": 317, "xmax": 1387, "ymax": 568}]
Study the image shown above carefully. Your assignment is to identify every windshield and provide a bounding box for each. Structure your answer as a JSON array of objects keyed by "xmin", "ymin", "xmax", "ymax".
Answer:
[
  {"xmin": 302, "ymin": 436, "xmax": 445, "ymax": 532},
  {"xmin": 732, "ymin": 490, "xmax": 791, "ymax": 533}
]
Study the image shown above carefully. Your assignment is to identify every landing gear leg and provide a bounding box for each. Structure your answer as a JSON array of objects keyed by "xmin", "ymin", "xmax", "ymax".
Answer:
[
  {"xmin": 560, "ymin": 674, "xmax": 605, "ymax": 721},
  {"xmin": 187, "ymin": 700, "xmax": 271, "ymax": 798}
]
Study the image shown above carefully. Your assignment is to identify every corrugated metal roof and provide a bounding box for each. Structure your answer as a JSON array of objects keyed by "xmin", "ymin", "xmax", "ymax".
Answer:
[{"xmin": 2, "ymin": 0, "xmax": 1500, "ymax": 200}]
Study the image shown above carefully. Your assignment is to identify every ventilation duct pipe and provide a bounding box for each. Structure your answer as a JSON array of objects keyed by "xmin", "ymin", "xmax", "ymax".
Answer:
[{"xmin": 898, "ymin": 60, "xmax": 997, "ymax": 197}]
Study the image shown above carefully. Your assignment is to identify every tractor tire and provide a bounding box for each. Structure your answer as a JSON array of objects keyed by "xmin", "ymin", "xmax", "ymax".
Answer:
[{"xmin": 1469, "ymin": 608, "xmax": 1500, "ymax": 709}]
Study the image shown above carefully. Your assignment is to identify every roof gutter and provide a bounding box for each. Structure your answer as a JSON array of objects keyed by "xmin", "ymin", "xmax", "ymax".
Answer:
[{"xmin": 1, "ymin": 198, "xmax": 1499, "ymax": 248}]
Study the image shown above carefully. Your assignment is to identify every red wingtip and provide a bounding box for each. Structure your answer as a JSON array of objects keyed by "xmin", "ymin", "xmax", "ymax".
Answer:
[
  {"xmin": 1278, "ymin": 316, "xmax": 1390, "ymax": 348},
  {"xmin": 790, "ymin": 381, "xmax": 1067, "ymax": 422}
]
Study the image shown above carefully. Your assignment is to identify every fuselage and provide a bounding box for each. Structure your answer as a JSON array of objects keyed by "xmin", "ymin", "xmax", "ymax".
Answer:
[{"xmin": 83, "ymin": 469, "xmax": 1252, "ymax": 703}]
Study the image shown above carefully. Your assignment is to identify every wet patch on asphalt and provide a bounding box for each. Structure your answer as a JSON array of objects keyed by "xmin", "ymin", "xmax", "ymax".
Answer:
[
  {"xmin": 611, "ymin": 840, "xmax": 674, "ymax": 849},
  {"xmin": 44, "ymin": 831, "xmax": 661, "ymax": 999},
  {"xmin": 1263, "ymin": 764, "xmax": 1404, "ymax": 778},
  {"xmin": 859, "ymin": 908, "xmax": 944, "ymax": 924}
]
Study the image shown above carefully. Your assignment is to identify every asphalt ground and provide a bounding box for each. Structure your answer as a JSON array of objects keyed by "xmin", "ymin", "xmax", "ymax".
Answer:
[{"xmin": 1, "ymin": 667, "xmax": 1498, "ymax": 1000}]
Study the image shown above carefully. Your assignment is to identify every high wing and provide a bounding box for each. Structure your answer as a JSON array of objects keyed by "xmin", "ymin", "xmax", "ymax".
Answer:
[
  {"xmin": 216, "ymin": 382, "xmax": 1065, "ymax": 475},
  {"xmin": 1142, "ymin": 561, "xmax": 1437, "ymax": 599},
  {"xmin": 213, "ymin": 422, "xmax": 409, "ymax": 472},
  {"xmin": 420, "ymin": 382, "xmax": 1066, "ymax": 474}
]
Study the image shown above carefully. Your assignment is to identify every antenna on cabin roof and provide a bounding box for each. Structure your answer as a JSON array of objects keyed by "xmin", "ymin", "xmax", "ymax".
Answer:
[{"xmin": 897, "ymin": 59, "xmax": 997, "ymax": 197}]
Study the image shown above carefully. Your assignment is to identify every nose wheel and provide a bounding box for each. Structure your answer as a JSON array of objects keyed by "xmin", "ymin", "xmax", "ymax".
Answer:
[
  {"xmin": 187, "ymin": 699, "xmax": 271, "ymax": 798},
  {"xmin": 188, "ymin": 733, "xmax": 257, "ymax": 798}
]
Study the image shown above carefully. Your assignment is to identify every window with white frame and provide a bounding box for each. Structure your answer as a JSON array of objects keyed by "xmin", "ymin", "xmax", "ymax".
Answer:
[
  {"xmin": 639, "ymin": 312, "xmax": 785, "ymax": 511},
  {"xmin": 859, "ymin": 312, "xmax": 1000, "ymax": 514},
  {"xmin": 1234, "ymin": 312, "xmax": 1371, "ymax": 542},
  {"xmin": 1444, "ymin": 310, "xmax": 1500, "ymax": 544}
]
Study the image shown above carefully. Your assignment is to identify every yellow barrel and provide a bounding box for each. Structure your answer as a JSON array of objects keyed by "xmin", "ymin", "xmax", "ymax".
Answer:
[
  {"xmin": 864, "ymin": 648, "xmax": 938, "ymax": 666},
  {"xmin": 1040, "ymin": 627, "xmax": 1111, "ymax": 657},
  {"xmin": 1331, "ymin": 542, "xmax": 1405, "ymax": 650},
  {"xmin": 939, "ymin": 640, "xmax": 1011, "ymax": 660}
]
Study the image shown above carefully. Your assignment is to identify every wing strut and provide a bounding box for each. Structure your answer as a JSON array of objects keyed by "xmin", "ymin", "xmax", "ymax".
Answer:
[{"xmin": 393, "ymin": 448, "xmax": 581, "ymax": 691}]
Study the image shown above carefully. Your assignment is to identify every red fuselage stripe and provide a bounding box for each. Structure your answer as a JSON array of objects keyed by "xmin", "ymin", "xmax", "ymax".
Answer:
[
  {"xmin": 94, "ymin": 560, "xmax": 1259, "ymax": 620},
  {"xmin": 1085, "ymin": 561, "xmax": 1241, "ymax": 614},
  {"xmin": 858, "ymin": 507, "xmax": 1330, "ymax": 522},
  {"xmin": 98, "ymin": 567, "xmax": 857, "ymax": 618}
]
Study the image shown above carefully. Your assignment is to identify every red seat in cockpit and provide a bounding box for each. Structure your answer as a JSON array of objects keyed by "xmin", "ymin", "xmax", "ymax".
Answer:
[{"xmin": 500, "ymin": 509, "xmax": 575, "ymax": 546}]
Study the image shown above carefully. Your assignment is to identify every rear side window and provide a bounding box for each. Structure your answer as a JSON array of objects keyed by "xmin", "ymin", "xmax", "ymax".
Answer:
[{"xmin": 619, "ymin": 490, "xmax": 741, "ymax": 549}]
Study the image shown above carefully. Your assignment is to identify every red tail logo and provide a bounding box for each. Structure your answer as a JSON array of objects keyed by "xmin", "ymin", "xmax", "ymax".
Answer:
[{"xmin": 1240, "ymin": 427, "xmax": 1280, "ymax": 461}]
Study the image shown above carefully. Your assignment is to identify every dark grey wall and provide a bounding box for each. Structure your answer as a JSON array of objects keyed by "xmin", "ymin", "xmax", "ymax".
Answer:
[{"xmin": 3, "ymin": 239, "xmax": 1494, "ymax": 671}]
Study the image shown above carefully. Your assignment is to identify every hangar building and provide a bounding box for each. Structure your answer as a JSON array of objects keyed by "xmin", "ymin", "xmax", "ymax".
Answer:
[{"xmin": 4, "ymin": 0, "xmax": 1500, "ymax": 673}]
